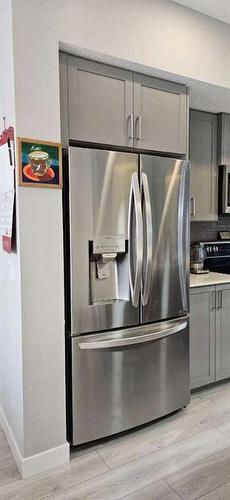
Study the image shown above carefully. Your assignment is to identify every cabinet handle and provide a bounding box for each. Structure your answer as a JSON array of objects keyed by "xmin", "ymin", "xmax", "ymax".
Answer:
[
  {"xmin": 191, "ymin": 197, "xmax": 196, "ymax": 216},
  {"xmin": 128, "ymin": 114, "xmax": 134, "ymax": 139},
  {"xmin": 136, "ymin": 116, "xmax": 142, "ymax": 141},
  {"xmin": 212, "ymin": 290, "xmax": 216, "ymax": 311},
  {"xmin": 218, "ymin": 290, "xmax": 223, "ymax": 310}
]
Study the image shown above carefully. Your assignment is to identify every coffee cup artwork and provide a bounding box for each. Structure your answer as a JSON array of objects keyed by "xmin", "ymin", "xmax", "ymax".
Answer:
[{"xmin": 17, "ymin": 138, "xmax": 62, "ymax": 188}]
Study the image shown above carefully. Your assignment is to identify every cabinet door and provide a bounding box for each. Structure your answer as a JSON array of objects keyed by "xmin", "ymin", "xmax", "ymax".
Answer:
[
  {"xmin": 133, "ymin": 74, "xmax": 188, "ymax": 154},
  {"xmin": 217, "ymin": 113, "xmax": 230, "ymax": 165},
  {"xmin": 190, "ymin": 110, "xmax": 217, "ymax": 221},
  {"xmin": 67, "ymin": 56, "xmax": 133, "ymax": 147},
  {"xmin": 216, "ymin": 284, "xmax": 230, "ymax": 381},
  {"xmin": 190, "ymin": 287, "xmax": 215, "ymax": 389}
]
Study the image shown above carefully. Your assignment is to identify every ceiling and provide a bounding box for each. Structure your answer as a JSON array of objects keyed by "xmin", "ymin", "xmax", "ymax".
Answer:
[{"xmin": 172, "ymin": 0, "xmax": 230, "ymax": 25}]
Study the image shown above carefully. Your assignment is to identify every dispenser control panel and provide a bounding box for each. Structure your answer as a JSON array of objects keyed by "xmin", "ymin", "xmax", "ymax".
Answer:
[{"xmin": 92, "ymin": 235, "xmax": 125, "ymax": 255}]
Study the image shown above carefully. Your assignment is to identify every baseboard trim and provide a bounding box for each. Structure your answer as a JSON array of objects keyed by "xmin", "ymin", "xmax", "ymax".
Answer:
[
  {"xmin": 0, "ymin": 406, "xmax": 69, "ymax": 478},
  {"xmin": 22, "ymin": 442, "xmax": 69, "ymax": 478}
]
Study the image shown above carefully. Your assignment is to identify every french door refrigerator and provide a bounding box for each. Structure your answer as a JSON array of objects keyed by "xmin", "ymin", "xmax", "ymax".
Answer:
[{"xmin": 66, "ymin": 147, "xmax": 190, "ymax": 445}]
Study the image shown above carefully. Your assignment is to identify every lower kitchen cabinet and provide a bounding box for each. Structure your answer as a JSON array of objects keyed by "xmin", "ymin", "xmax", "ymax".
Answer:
[
  {"xmin": 190, "ymin": 283, "xmax": 230, "ymax": 389},
  {"xmin": 190, "ymin": 286, "xmax": 215, "ymax": 389},
  {"xmin": 216, "ymin": 284, "xmax": 230, "ymax": 381}
]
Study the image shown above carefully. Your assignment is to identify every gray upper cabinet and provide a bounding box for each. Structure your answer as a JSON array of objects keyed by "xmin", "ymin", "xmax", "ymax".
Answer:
[
  {"xmin": 217, "ymin": 113, "xmax": 230, "ymax": 165},
  {"xmin": 190, "ymin": 286, "xmax": 215, "ymax": 390},
  {"xmin": 62, "ymin": 55, "xmax": 188, "ymax": 154},
  {"xmin": 67, "ymin": 56, "xmax": 133, "ymax": 147},
  {"xmin": 133, "ymin": 74, "xmax": 188, "ymax": 154},
  {"xmin": 216, "ymin": 284, "xmax": 230, "ymax": 381},
  {"xmin": 190, "ymin": 110, "xmax": 217, "ymax": 221}
]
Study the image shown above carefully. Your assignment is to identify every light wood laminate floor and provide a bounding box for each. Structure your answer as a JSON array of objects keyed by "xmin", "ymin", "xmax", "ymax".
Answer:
[{"xmin": 2, "ymin": 382, "xmax": 230, "ymax": 499}]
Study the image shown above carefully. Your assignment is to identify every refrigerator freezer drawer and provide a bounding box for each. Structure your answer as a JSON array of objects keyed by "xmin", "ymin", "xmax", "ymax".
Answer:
[
  {"xmin": 71, "ymin": 318, "xmax": 190, "ymax": 445},
  {"xmin": 77, "ymin": 318, "xmax": 187, "ymax": 349}
]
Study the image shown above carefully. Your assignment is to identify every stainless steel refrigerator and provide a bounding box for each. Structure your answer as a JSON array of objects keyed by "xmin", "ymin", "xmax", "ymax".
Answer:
[{"xmin": 66, "ymin": 147, "xmax": 190, "ymax": 445}]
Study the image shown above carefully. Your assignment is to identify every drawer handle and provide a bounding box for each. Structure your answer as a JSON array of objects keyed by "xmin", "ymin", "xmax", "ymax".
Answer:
[{"xmin": 78, "ymin": 321, "xmax": 187, "ymax": 350}]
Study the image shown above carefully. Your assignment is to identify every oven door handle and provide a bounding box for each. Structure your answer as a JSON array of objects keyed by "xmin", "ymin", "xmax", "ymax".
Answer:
[{"xmin": 78, "ymin": 320, "xmax": 187, "ymax": 350}]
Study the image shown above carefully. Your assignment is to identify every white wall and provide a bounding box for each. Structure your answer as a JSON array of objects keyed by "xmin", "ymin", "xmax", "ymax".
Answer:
[
  {"xmin": 0, "ymin": 0, "xmax": 24, "ymax": 455},
  {"xmin": 7, "ymin": 0, "xmax": 230, "ymax": 470},
  {"xmin": 12, "ymin": 0, "xmax": 230, "ymax": 140}
]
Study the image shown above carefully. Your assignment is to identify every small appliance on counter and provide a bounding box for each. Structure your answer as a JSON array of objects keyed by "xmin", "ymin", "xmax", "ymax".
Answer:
[{"xmin": 190, "ymin": 243, "xmax": 209, "ymax": 274}]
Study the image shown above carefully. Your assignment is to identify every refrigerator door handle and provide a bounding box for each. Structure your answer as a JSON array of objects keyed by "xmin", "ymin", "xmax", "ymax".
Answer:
[
  {"xmin": 178, "ymin": 161, "xmax": 189, "ymax": 313},
  {"xmin": 128, "ymin": 172, "xmax": 143, "ymax": 307},
  {"xmin": 78, "ymin": 319, "xmax": 188, "ymax": 349},
  {"xmin": 141, "ymin": 172, "xmax": 153, "ymax": 306}
]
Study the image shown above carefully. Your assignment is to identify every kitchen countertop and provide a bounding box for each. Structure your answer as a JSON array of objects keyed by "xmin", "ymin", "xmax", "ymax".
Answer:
[{"xmin": 190, "ymin": 272, "xmax": 230, "ymax": 288}]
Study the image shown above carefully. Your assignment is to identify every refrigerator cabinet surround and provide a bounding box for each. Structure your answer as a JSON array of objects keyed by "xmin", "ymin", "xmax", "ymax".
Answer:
[
  {"xmin": 68, "ymin": 147, "xmax": 190, "ymax": 335},
  {"xmin": 71, "ymin": 318, "xmax": 189, "ymax": 445}
]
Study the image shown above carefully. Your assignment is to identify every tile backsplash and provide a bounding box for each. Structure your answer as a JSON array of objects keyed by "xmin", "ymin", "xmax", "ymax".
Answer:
[{"xmin": 191, "ymin": 221, "xmax": 230, "ymax": 244}]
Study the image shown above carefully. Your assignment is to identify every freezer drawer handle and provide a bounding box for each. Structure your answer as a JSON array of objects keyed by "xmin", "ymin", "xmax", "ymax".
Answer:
[
  {"xmin": 78, "ymin": 320, "xmax": 187, "ymax": 350},
  {"xmin": 128, "ymin": 172, "xmax": 143, "ymax": 307},
  {"xmin": 141, "ymin": 172, "xmax": 153, "ymax": 305}
]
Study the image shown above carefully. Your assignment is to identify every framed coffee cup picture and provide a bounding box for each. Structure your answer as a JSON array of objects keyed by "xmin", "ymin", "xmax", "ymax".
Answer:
[{"xmin": 17, "ymin": 138, "xmax": 62, "ymax": 188}]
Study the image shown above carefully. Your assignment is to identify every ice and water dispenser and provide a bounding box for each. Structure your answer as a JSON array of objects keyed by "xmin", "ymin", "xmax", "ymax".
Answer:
[{"xmin": 89, "ymin": 235, "xmax": 129, "ymax": 304}]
